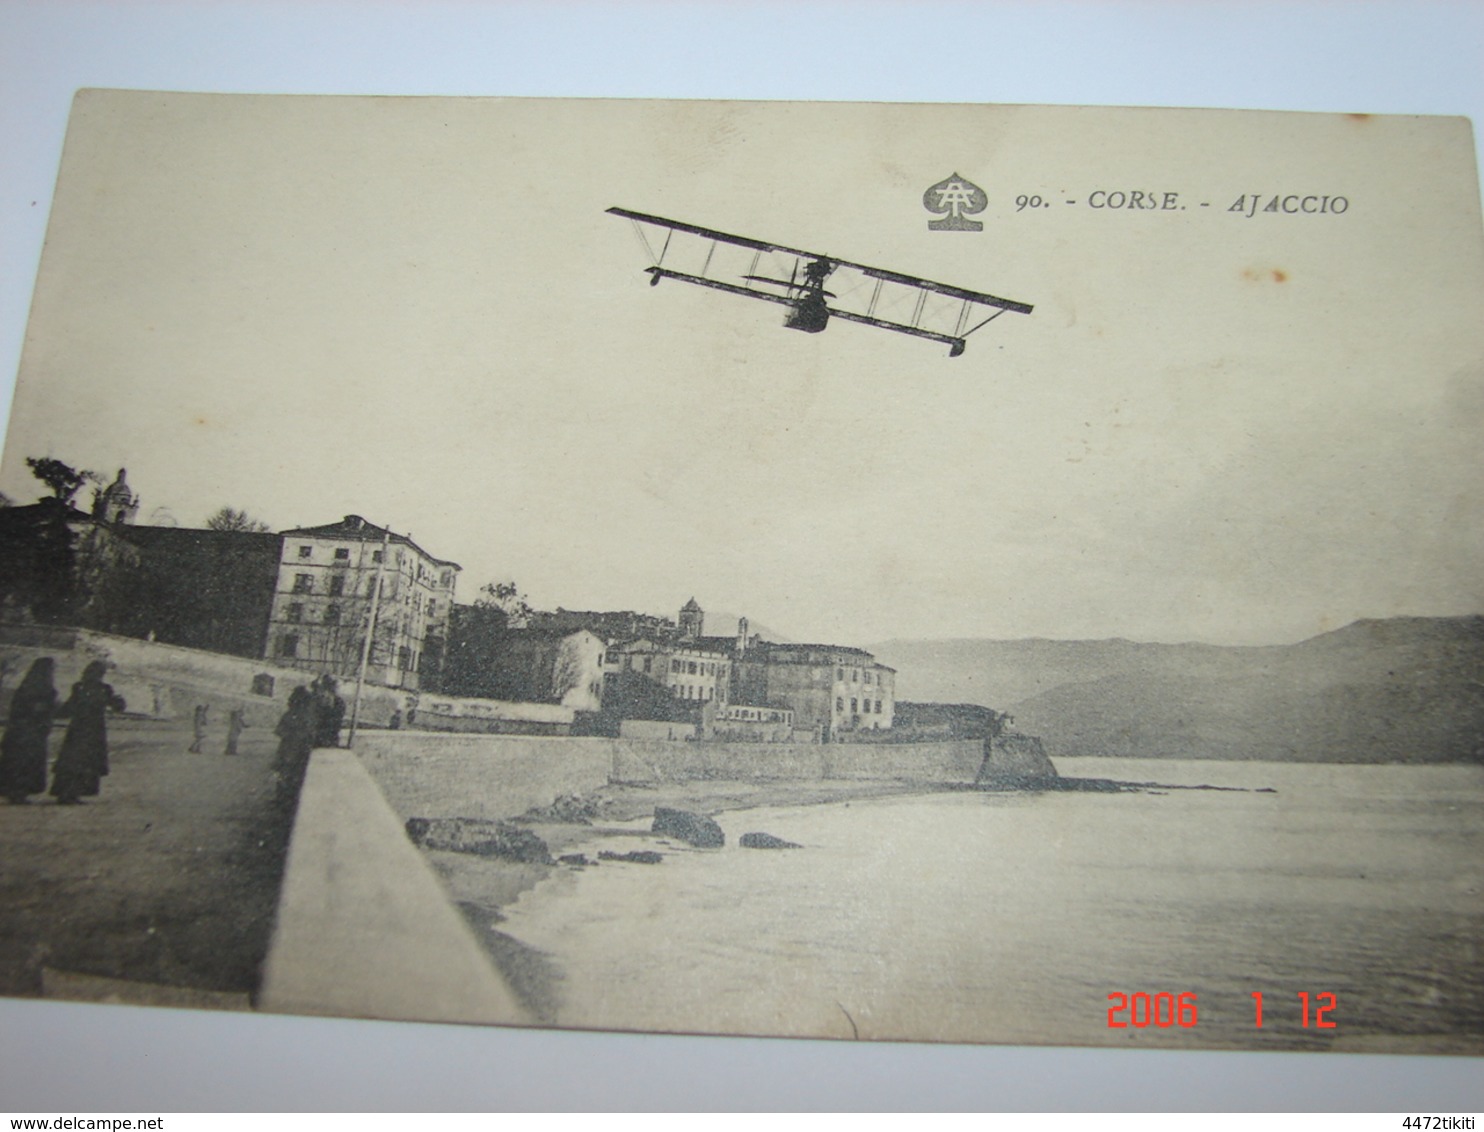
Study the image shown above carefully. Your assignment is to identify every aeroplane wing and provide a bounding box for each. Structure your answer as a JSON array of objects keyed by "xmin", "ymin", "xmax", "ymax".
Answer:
[{"xmin": 608, "ymin": 207, "xmax": 1033, "ymax": 357}]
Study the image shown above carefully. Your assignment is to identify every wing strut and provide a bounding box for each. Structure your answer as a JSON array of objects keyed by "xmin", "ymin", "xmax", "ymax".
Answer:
[{"xmin": 610, "ymin": 206, "xmax": 1033, "ymax": 357}]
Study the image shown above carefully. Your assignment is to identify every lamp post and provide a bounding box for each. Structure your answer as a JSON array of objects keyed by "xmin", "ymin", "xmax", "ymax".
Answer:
[{"xmin": 347, "ymin": 524, "xmax": 391, "ymax": 747}]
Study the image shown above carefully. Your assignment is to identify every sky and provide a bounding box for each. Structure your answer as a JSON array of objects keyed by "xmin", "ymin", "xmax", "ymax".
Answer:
[{"xmin": 2, "ymin": 92, "xmax": 1481, "ymax": 648}]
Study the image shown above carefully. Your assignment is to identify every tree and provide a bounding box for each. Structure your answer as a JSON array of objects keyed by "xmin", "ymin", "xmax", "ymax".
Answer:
[
  {"xmin": 25, "ymin": 457, "xmax": 97, "ymax": 504},
  {"xmin": 205, "ymin": 506, "xmax": 272, "ymax": 533},
  {"xmin": 438, "ymin": 602, "xmax": 511, "ymax": 697},
  {"xmin": 475, "ymin": 580, "xmax": 532, "ymax": 628}
]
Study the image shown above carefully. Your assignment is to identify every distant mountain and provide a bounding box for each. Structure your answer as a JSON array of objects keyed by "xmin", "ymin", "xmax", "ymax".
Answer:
[{"xmin": 871, "ymin": 616, "xmax": 1484, "ymax": 763}]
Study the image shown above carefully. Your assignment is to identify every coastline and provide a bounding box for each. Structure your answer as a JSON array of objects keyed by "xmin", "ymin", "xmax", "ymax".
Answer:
[
  {"xmin": 425, "ymin": 777, "xmax": 960, "ymax": 910},
  {"xmin": 419, "ymin": 777, "xmax": 964, "ymax": 1020}
]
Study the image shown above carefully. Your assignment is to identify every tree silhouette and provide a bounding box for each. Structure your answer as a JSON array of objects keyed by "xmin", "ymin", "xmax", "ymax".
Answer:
[
  {"xmin": 25, "ymin": 457, "xmax": 96, "ymax": 504},
  {"xmin": 205, "ymin": 506, "xmax": 272, "ymax": 533},
  {"xmin": 476, "ymin": 580, "xmax": 532, "ymax": 628}
]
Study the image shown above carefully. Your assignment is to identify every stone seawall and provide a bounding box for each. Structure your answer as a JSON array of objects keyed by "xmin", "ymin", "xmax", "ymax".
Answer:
[
  {"xmin": 354, "ymin": 732, "xmax": 988, "ymax": 822},
  {"xmin": 610, "ymin": 737, "xmax": 985, "ymax": 784},
  {"xmin": 355, "ymin": 732, "xmax": 614, "ymax": 822}
]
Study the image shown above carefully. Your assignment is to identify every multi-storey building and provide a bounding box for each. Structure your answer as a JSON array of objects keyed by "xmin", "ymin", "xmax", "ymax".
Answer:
[
  {"xmin": 266, "ymin": 515, "xmax": 459, "ymax": 691},
  {"xmin": 730, "ymin": 640, "xmax": 895, "ymax": 741},
  {"xmin": 605, "ymin": 636, "xmax": 730, "ymax": 706}
]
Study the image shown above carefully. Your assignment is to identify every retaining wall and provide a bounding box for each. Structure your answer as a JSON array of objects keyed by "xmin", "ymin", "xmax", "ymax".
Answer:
[
  {"xmin": 258, "ymin": 748, "xmax": 526, "ymax": 1025},
  {"xmin": 355, "ymin": 731, "xmax": 987, "ymax": 822},
  {"xmin": 355, "ymin": 732, "xmax": 613, "ymax": 822},
  {"xmin": 609, "ymin": 737, "xmax": 984, "ymax": 784},
  {"xmin": 0, "ymin": 625, "xmax": 309, "ymax": 727}
]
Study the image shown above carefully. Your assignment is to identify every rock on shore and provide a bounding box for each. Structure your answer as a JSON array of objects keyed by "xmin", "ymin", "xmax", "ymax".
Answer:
[
  {"xmin": 739, "ymin": 832, "xmax": 801, "ymax": 850},
  {"xmin": 404, "ymin": 816, "xmax": 554, "ymax": 864},
  {"xmin": 652, "ymin": 807, "xmax": 725, "ymax": 848},
  {"xmin": 598, "ymin": 850, "xmax": 664, "ymax": 865}
]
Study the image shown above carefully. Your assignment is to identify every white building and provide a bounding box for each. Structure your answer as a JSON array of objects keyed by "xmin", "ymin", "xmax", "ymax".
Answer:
[{"xmin": 266, "ymin": 514, "xmax": 459, "ymax": 691}]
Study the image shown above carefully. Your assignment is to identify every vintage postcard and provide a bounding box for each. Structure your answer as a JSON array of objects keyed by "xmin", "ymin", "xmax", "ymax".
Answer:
[{"xmin": 0, "ymin": 91, "xmax": 1479, "ymax": 1053}]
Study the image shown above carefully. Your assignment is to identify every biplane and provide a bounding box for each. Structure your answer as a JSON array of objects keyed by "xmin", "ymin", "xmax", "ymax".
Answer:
[{"xmin": 608, "ymin": 207, "xmax": 1033, "ymax": 357}]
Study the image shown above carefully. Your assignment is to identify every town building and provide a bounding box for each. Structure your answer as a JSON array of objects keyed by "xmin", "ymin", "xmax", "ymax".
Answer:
[
  {"xmin": 0, "ymin": 497, "xmax": 139, "ymax": 632},
  {"xmin": 116, "ymin": 526, "xmax": 281, "ymax": 658},
  {"xmin": 604, "ymin": 635, "xmax": 730, "ymax": 706},
  {"xmin": 266, "ymin": 515, "xmax": 459, "ymax": 691},
  {"xmin": 605, "ymin": 600, "xmax": 896, "ymax": 741},
  {"xmin": 526, "ymin": 608, "xmax": 675, "ymax": 641},
  {"xmin": 730, "ymin": 640, "xmax": 896, "ymax": 741},
  {"xmin": 705, "ymin": 700, "xmax": 796, "ymax": 743},
  {"xmin": 477, "ymin": 627, "xmax": 607, "ymax": 711}
]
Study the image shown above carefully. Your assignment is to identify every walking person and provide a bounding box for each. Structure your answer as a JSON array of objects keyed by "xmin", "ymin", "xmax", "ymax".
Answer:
[
  {"xmin": 224, "ymin": 707, "xmax": 246, "ymax": 756},
  {"xmin": 189, "ymin": 703, "xmax": 208, "ymax": 753},
  {"xmin": 50, "ymin": 660, "xmax": 126, "ymax": 805},
  {"xmin": 0, "ymin": 658, "xmax": 59, "ymax": 805}
]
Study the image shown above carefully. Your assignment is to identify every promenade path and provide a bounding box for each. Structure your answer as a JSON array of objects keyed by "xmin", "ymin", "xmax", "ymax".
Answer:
[{"xmin": 0, "ymin": 716, "xmax": 289, "ymax": 1006}]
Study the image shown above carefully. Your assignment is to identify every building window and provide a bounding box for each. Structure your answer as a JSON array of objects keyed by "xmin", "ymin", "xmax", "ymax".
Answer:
[
  {"xmin": 329, "ymin": 575, "xmax": 345, "ymax": 596},
  {"xmin": 292, "ymin": 574, "xmax": 313, "ymax": 594},
  {"xmin": 875, "ymin": 700, "xmax": 882, "ymax": 713},
  {"xmin": 298, "ymin": 546, "xmax": 312, "ymax": 559},
  {"xmin": 428, "ymin": 600, "xmax": 436, "ymax": 617},
  {"xmin": 688, "ymin": 661, "xmax": 697, "ymax": 674},
  {"xmin": 671, "ymin": 659, "xmax": 681, "ymax": 673},
  {"xmin": 277, "ymin": 634, "xmax": 299, "ymax": 658},
  {"xmin": 372, "ymin": 551, "xmax": 383, "ymax": 563},
  {"xmin": 837, "ymin": 667, "xmax": 844, "ymax": 681},
  {"xmin": 643, "ymin": 657, "xmax": 652, "ymax": 674},
  {"xmin": 324, "ymin": 605, "xmax": 340, "ymax": 624},
  {"xmin": 851, "ymin": 698, "xmax": 858, "ymax": 714},
  {"xmin": 836, "ymin": 696, "xmax": 844, "ymax": 712},
  {"xmin": 441, "ymin": 571, "xmax": 452, "ymax": 587},
  {"xmin": 853, "ymin": 669, "xmax": 860, "ymax": 682},
  {"xmin": 286, "ymin": 603, "xmax": 303, "ymax": 623},
  {"xmin": 864, "ymin": 671, "xmax": 872, "ymax": 685},
  {"xmin": 398, "ymin": 646, "xmax": 411, "ymax": 670},
  {"xmin": 334, "ymin": 547, "xmax": 350, "ymax": 560}
]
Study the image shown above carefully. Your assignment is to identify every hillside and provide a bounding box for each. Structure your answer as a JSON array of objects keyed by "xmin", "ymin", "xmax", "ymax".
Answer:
[{"xmin": 872, "ymin": 616, "xmax": 1484, "ymax": 762}]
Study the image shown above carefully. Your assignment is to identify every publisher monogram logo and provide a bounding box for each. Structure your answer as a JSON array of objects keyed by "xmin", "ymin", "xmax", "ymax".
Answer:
[{"xmin": 923, "ymin": 172, "xmax": 987, "ymax": 231}]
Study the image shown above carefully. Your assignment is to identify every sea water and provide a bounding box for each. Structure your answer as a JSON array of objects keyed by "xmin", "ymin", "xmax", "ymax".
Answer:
[{"xmin": 494, "ymin": 759, "xmax": 1484, "ymax": 1052}]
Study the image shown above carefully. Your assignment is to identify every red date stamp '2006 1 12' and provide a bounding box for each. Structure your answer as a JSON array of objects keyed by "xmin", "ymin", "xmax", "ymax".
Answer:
[{"xmin": 1106, "ymin": 992, "xmax": 1338, "ymax": 1029}]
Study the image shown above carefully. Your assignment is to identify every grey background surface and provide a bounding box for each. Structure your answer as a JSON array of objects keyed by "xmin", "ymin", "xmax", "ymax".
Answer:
[{"xmin": 1, "ymin": 0, "xmax": 1481, "ymax": 1112}]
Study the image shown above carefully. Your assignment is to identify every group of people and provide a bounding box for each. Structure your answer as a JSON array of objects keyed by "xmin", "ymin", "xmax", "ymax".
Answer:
[
  {"xmin": 0, "ymin": 658, "xmax": 350, "ymax": 810},
  {"xmin": 0, "ymin": 658, "xmax": 125, "ymax": 805},
  {"xmin": 270, "ymin": 675, "xmax": 346, "ymax": 812},
  {"xmin": 190, "ymin": 703, "xmax": 247, "ymax": 756}
]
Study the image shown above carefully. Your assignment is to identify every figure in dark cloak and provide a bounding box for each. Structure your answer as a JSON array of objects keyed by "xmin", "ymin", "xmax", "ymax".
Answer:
[
  {"xmin": 224, "ymin": 708, "xmax": 246, "ymax": 756},
  {"xmin": 271, "ymin": 685, "xmax": 317, "ymax": 813},
  {"xmin": 0, "ymin": 657, "xmax": 58, "ymax": 804},
  {"xmin": 189, "ymin": 704, "xmax": 208, "ymax": 753},
  {"xmin": 50, "ymin": 660, "xmax": 126, "ymax": 805},
  {"xmin": 311, "ymin": 676, "xmax": 346, "ymax": 749}
]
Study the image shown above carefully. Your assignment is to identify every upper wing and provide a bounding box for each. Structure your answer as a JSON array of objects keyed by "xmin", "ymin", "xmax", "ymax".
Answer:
[{"xmin": 608, "ymin": 207, "xmax": 1033, "ymax": 357}]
